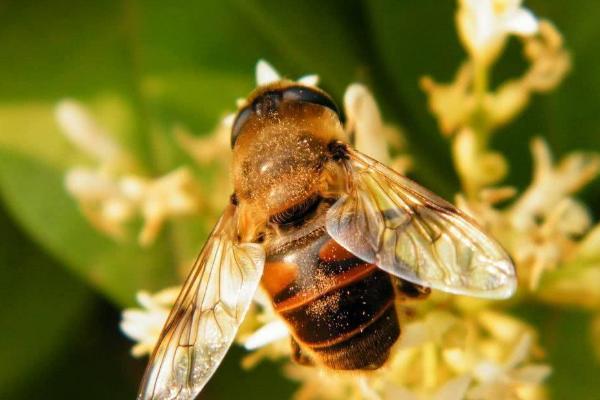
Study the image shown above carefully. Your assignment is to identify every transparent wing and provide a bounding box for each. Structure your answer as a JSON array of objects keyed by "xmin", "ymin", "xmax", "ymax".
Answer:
[
  {"xmin": 138, "ymin": 205, "xmax": 265, "ymax": 400},
  {"xmin": 326, "ymin": 146, "xmax": 516, "ymax": 299}
]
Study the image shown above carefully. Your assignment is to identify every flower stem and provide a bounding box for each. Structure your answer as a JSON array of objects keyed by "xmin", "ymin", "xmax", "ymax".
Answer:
[
  {"xmin": 472, "ymin": 60, "xmax": 490, "ymax": 145},
  {"xmin": 455, "ymin": 60, "xmax": 495, "ymax": 200}
]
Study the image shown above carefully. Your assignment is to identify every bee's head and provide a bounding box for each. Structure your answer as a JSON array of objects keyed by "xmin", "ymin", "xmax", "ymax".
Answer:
[
  {"xmin": 230, "ymin": 83, "xmax": 346, "ymax": 219},
  {"xmin": 230, "ymin": 83, "xmax": 341, "ymax": 147}
]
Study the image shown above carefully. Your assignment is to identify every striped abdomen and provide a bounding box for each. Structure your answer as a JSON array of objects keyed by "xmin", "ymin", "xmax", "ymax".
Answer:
[{"xmin": 263, "ymin": 229, "xmax": 399, "ymax": 370}]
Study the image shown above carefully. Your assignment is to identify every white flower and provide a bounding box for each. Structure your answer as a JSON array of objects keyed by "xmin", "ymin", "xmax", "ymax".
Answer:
[
  {"xmin": 256, "ymin": 59, "xmax": 281, "ymax": 86},
  {"xmin": 174, "ymin": 116, "xmax": 235, "ymax": 213},
  {"xmin": 440, "ymin": 311, "xmax": 550, "ymax": 400},
  {"xmin": 121, "ymin": 168, "xmax": 201, "ymax": 246},
  {"xmin": 468, "ymin": 332, "xmax": 551, "ymax": 400},
  {"xmin": 509, "ymin": 138, "xmax": 600, "ymax": 231},
  {"xmin": 383, "ymin": 375, "xmax": 472, "ymax": 400},
  {"xmin": 64, "ymin": 165, "xmax": 200, "ymax": 245},
  {"xmin": 255, "ymin": 59, "xmax": 319, "ymax": 87},
  {"xmin": 56, "ymin": 99, "xmax": 123, "ymax": 165},
  {"xmin": 343, "ymin": 83, "xmax": 410, "ymax": 173},
  {"xmin": 242, "ymin": 319, "xmax": 289, "ymax": 351},
  {"xmin": 58, "ymin": 99, "xmax": 204, "ymax": 245},
  {"xmin": 452, "ymin": 127, "xmax": 508, "ymax": 193},
  {"xmin": 120, "ymin": 287, "xmax": 180, "ymax": 357},
  {"xmin": 501, "ymin": 138, "xmax": 600, "ymax": 289},
  {"xmin": 65, "ymin": 167, "xmax": 122, "ymax": 203},
  {"xmin": 64, "ymin": 167, "xmax": 135, "ymax": 238},
  {"xmin": 457, "ymin": 0, "xmax": 539, "ymax": 64},
  {"xmin": 174, "ymin": 115, "xmax": 234, "ymax": 167},
  {"xmin": 344, "ymin": 83, "xmax": 391, "ymax": 164}
]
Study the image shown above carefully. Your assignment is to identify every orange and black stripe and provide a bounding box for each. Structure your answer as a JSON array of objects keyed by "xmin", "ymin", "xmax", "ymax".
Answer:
[{"xmin": 263, "ymin": 236, "xmax": 399, "ymax": 370}]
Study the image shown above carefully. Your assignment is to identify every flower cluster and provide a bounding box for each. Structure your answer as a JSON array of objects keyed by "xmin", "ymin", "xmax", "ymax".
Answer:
[
  {"xmin": 119, "ymin": 287, "xmax": 180, "ymax": 356},
  {"xmin": 422, "ymin": 1, "xmax": 570, "ymax": 198},
  {"xmin": 57, "ymin": 100, "xmax": 201, "ymax": 246},
  {"xmin": 420, "ymin": 0, "xmax": 600, "ymax": 308},
  {"xmin": 282, "ymin": 309, "xmax": 550, "ymax": 400},
  {"xmin": 455, "ymin": 139, "xmax": 600, "ymax": 296}
]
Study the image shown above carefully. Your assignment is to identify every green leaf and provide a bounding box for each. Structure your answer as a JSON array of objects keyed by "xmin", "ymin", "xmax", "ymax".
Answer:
[
  {"xmin": 0, "ymin": 203, "xmax": 92, "ymax": 396},
  {"xmin": 362, "ymin": 0, "xmax": 461, "ymax": 195}
]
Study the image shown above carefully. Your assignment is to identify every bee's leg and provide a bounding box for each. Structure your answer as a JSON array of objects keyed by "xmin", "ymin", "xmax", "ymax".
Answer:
[
  {"xmin": 393, "ymin": 278, "xmax": 431, "ymax": 300},
  {"xmin": 290, "ymin": 337, "xmax": 314, "ymax": 366}
]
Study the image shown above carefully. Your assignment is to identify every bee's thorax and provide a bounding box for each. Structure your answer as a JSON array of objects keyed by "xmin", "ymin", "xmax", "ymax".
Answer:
[{"xmin": 231, "ymin": 95, "xmax": 346, "ymax": 224}]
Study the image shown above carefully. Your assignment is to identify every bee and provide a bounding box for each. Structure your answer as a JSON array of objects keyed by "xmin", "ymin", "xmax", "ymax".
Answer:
[{"xmin": 137, "ymin": 80, "xmax": 516, "ymax": 400}]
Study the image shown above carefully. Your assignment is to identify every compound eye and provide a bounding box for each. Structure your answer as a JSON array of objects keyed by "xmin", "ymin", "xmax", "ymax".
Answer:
[
  {"xmin": 230, "ymin": 106, "xmax": 253, "ymax": 148},
  {"xmin": 282, "ymin": 86, "xmax": 340, "ymax": 117}
]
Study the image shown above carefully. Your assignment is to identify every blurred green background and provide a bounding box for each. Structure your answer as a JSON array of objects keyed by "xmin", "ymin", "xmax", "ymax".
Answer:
[{"xmin": 1, "ymin": 0, "xmax": 599, "ymax": 399}]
